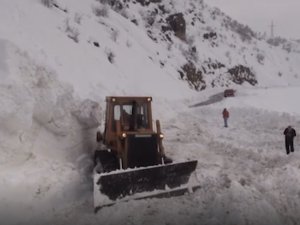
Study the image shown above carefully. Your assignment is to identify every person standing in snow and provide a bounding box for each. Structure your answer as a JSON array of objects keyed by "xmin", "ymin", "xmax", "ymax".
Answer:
[
  {"xmin": 283, "ymin": 125, "xmax": 296, "ymax": 154},
  {"xmin": 222, "ymin": 108, "xmax": 229, "ymax": 128}
]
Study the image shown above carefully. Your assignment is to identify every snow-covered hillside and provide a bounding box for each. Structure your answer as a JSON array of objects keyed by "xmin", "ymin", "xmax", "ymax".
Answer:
[{"xmin": 1, "ymin": 0, "xmax": 300, "ymax": 224}]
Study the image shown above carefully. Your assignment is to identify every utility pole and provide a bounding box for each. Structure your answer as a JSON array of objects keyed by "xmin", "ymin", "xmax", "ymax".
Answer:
[{"xmin": 270, "ymin": 21, "xmax": 275, "ymax": 38}]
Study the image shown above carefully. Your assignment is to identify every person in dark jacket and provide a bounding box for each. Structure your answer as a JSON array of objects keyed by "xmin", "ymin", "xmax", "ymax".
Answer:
[
  {"xmin": 283, "ymin": 125, "xmax": 296, "ymax": 154},
  {"xmin": 222, "ymin": 108, "xmax": 229, "ymax": 127}
]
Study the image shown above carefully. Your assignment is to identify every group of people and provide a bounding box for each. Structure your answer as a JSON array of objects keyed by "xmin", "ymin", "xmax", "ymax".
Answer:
[{"xmin": 221, "ymin": 108, "xmax": 297, "ymax": 155}]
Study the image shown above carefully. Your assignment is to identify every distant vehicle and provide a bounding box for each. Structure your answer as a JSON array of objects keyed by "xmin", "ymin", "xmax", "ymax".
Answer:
[
  {"xmin": 93, "ymin": 96, "xmax": 199, "ymax": 212},
  {"xmin": 224, "ymin": 89, "xmax": 235, "ymax": 97}
]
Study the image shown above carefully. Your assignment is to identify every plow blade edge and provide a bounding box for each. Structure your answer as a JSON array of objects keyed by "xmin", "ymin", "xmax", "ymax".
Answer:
[{"xmin": 94, "ymin": 160, "xmax": 198, "ymax": 211}]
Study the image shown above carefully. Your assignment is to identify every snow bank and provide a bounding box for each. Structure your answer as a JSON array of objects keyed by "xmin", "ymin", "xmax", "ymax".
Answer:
[{"xmin": 0, "ymin": 39, "xmax": 103, "ymax": 225}]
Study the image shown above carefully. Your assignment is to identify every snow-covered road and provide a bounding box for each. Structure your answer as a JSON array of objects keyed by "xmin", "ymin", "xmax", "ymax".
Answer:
[{"xmin": 14, "ymin": 87, "xmax": 298, "ymax": 225}]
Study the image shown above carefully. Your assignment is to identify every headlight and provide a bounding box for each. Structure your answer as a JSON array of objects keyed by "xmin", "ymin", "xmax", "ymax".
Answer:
[
  {"xmin": 159, "ymin": 133, "xmax": 164, "ymax": 139},
  {"xmin": 121, "ymin": 133, "xmax": 127, "ymax": 138}
]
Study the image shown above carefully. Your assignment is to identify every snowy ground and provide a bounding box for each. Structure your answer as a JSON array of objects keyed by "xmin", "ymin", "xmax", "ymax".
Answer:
[{"xmin": 1, "ymin": 85, "xmax": 300, "ymax": 225}]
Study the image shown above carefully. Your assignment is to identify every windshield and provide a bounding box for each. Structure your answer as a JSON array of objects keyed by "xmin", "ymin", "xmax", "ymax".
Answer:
[{"xmin": 114, "ymin": 102, "xmax": 149, "ymax": 131}]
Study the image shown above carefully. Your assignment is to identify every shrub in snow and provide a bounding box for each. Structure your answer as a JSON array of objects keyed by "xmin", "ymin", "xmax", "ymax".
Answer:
[
  {"xmin": 126, "ymin": 40, "xmax": 132, "ymax": 48},
  {"xmin": 144, "ymin": 10, "xmax": 157, "ymax": 27},
  {"xmin": 93, "ymin": 41, "xmax": 100, "ymax": 47},
  {"xmin": 67, "ymin": 30, "xmax": 79, "ymax": 43},
  {"xmin": 267, "ymin": 37, "xmax": 299, "ymax": 53},
  {"xmin": 119, "ymin": 8, "xmax": 129, "ymax": 19},
  {"xmin": 186, "ymin": 35, "xmax": 195, "ymax": 46},
  {"xmin": 203, "ymin": 32, "xmax": 217, "ymax": 40},
  {"xmin": 225, "ymin": 51, "xmax": 232, "ymax": 63},
  {"xmin": 65, "ymin": 19, "xmax": 79, "ymax": 43},
  {"xmin": 267, "ymin": 36, "xmax": 286, "ymax": 47},
  {"xmin": 227, "ymin": 65, "xmax": 257, "ymax": 85},
  {"xmin": 227, "ymin": 20, "xmax": 256, "ymax": 42},
  {"xmin": 256, "ymin": 53, "xmax": 265, "ymax": 65},
  {"xmin": 106, "ymin": 49, "xmax": 115, "ymax": 63},
  {"xmin": 93, "ymin": 5, "xmax": 109, "ymax": 17},
  {"xmin": 96, "ymin": 0, "xmax": 113, "ymax": 4},
  {"xmin": 179, "ymin": 61, "xmax": 206, "ymax": 91},
  {"xmin": 74, "ymin": 13, "xmax": 82, "ymax": 24},
  {"xmin": 41, "ymin": 0, "xmax": 54, "ymax": 8},
  {"xmin": 110, "ymin": 29, "xmax": 119, "ymax": 42},
  {"xmin": 180, "ymin": 43, "xmax": 198, "ymax": 63},
  {"xmin": 135, "ymin": 0, "xmax": 162, "ymax": 6},
  {"xmin": 95, "ymin": 0, "xmax": 124, "ymax": 12},
  {"xmin": 282, "ymin": 42, "xmax": 292, "ymax": 53}
]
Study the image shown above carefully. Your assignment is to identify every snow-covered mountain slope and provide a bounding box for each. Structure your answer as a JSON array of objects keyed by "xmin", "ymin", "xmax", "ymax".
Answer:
[
  {"xmin": 1, "ymin": 0, "xmax": 300, "ymax": 98},
  {"xmin": 1, "ymin": 0, "xmax": 300, "ymax": 224}
]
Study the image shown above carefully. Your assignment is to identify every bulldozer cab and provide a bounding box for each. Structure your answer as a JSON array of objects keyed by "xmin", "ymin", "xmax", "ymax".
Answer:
[
  {"xmin": 114, "ymin": 99, "xmax": 151, "ymax": 131},
  {"xmin": 102, "ymin": 96, "xmax": 160, "ymax": 169},
  {"xmin": 103, "ymin": 97, "xmax": 154, "ymax": 143}
]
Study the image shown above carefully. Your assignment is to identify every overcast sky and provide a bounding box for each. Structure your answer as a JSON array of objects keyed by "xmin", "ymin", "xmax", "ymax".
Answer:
[{"xmin": 207, "ymin": 0, "xmax": 300, "ymax": 40}]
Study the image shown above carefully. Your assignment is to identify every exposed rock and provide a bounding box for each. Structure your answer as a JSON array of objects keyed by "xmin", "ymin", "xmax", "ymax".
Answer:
[{"xmin": 166, "ymin": 13, "xmax": 186, "ymax": 41}]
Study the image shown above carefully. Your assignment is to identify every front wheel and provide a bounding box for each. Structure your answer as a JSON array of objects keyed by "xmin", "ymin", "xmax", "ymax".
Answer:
[{"xmin": 94, "ymin": 150, "xmax": 119, "ymax": 173}]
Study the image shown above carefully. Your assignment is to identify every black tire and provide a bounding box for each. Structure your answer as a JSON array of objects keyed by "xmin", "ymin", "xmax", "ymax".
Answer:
[{"xmin": 94, "ymin": 150, "xmax": 119, "ymax": 173}]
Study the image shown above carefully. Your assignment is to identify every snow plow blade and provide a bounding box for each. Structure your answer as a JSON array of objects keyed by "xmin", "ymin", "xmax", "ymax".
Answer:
[{"xmin": 94, "ymin": 160, "xmax": 199, "ymax": 212}]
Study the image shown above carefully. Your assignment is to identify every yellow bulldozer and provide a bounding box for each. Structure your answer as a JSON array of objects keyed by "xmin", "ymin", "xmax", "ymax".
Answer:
[{"xmin": 93, "ymin": 96, "xmax": 199, "ymax": 212}]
